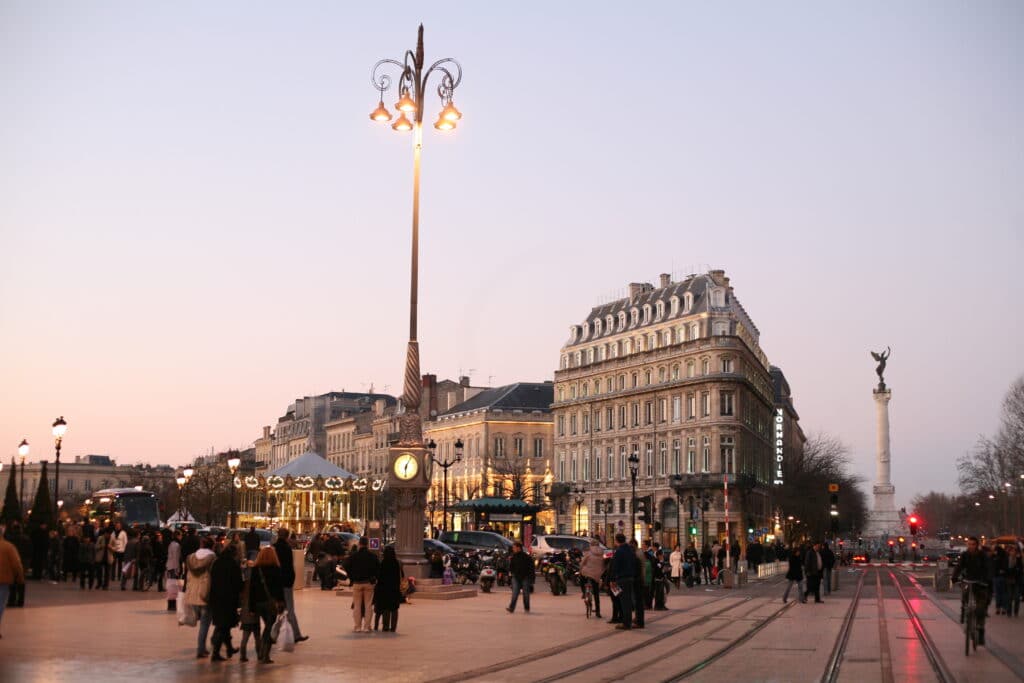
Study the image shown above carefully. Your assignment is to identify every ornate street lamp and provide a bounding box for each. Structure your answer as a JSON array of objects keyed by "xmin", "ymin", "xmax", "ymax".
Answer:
[
  {"xmin": 52, "ymin": 417, "xmax": 67, "ymax": 521},
  {"xmin": 227, "ymin": 456, "xmax": 241, "ymax": 528},
  {"xmin": 17, "ymin": 439, "xmax": 28, "ymax": 513},
  {"xmin": 573, "ymin": 486, "xmax": 586, "ymax": 535},
  {"xmin": 628, "ymin": 451, "xmax": 640, "ymax": 541},
  {"xmin": 429, "ymin": 438, "xmax": 463, "ymax": 533},
  {"xmin": 369, "ymin": 25, "xmax": 462, "ymax": 451}
]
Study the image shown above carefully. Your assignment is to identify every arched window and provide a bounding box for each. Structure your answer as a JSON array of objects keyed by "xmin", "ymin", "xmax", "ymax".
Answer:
[
  {"xmin": 678, "ymin": 326, "xmax": 687, "ymax": 343},
  {"xmin": 630, "ymin": 308, "xmax": 639, "ymax": 326},
  {"xmin": 617, "ymin": 312, "xmax": 627, "ymax": 330},
  {"xmin": 701, "ymin": 358, "xmax": 710, "ymax": 375},
  {"xmin": 655, "ymin": 301, "xmax": 664, "ymax": 320},
  {"xmin": 631, "ymin": 372, "xmax": 639, "ymax": 388},
  {"xmin": 671, "ymin": 364, "xmax": 680, "ymax": 380},
  {"xmin": 643, "ymin": 304, "xmax": 652, "ymax": 324},
  {"xmin": 593, "ymin": 319, "xmax": 602, "ymax": 336},
  {"xmin": 618, "ymin": 374, "xmax": 626, "ymax": 390},
  {"xmin": 658, "ymin": 367, "xmax": 666, "ymax": 382},
  {"xmin": 581, "ymin": 322, "xmax": 589, "ymax": 339},
  {"xmin": 670, "ymin": 296, "xmax": 680, "ymax": 316},
  {"xmin": 683, "ymin": 292, "xmax": 693, "ymax": 312},
  {"xmin": 690, "ymin": 322, "xmax": 700, "ymax": 340},
  {"xmin": 663, "ymin": 329, "xmax": 672, "ymax": 346},
  {"xmin": 686, "ymin": 360, "xmax": 695, "ymax": 378},
  {"xmin": 606, "ymin": 314, "xmax": 614, "ymax": 333},
  {"xmin": 644, "ymin": 370, "xmax": 652, "ymax": 385}
]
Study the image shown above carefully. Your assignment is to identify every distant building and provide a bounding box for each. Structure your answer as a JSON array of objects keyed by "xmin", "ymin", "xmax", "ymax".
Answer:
[
  {"xmin": 552, "ymin": 270, "xmax": 782, "ymax": 548},
  {"xmin": 0, "ymin": 454, "xmax": 175, "ymax": 510},
  {"xmin": 424, "ymin": 381, "xmax": 554, "ymax": 534}
]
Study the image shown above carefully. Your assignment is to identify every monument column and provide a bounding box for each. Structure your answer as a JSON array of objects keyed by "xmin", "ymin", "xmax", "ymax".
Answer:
[{"xmin": 864, "ymin": 348, "xmax": 900, "ymax": 540}]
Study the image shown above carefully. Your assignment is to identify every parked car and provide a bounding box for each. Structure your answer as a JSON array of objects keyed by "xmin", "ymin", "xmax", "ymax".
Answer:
[
  {"xmin": 529, "ymin": 534, "xmax": 604, "ymax": 559},
  {"xmin": 385, "ymin": 538, "xmax": 460, "ymax": 562},
  {"xmin": 228, "ymin": 528, "xmax": 274, "ymax": 548},
  {"xmin": 852, "ymin": 553, "xmax": 870, "ymax": 564},
  {"xmin": 438, "ymin": 530, "xmax": 513, "ymax": 554}
]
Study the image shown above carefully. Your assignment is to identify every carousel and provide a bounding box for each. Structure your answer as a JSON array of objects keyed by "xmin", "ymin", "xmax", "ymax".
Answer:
[{"xmin": 234, "ymin": 451, "xmax": 389, "ymax": 535}]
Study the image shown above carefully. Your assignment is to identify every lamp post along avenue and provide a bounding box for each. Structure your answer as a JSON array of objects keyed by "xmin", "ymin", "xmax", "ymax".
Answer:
[
  {"xmin": 228, "ymin": 456, "xmax": 241, "ymax": 528},
  {"xmin": 52, "ymin": 417, "xmax": 67, "ymax": 521},
  {"xmin": 428, "ymin": 438, "xmax": 463, "ymax": 534},
  {"xmin": 18, "ymin": 439, "xmax": 28, "ymax": 513},
  {"xmin": 371, "ymin": 24, "xmax": 463, "ymax": 576},
  {"xmin": 628, "ymin": 452, "xmax": 639, "ymax": 542}
]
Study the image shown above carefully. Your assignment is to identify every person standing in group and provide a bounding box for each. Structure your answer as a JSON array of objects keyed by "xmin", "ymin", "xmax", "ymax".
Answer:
[
  {"xmin": 185, "ymin": 536, "xmax": 217, "ymax": 658},
  {"xmin": 4, "ymin": 522, "xmax": 29, "ymax": 607},
  {"xmin": 94, "ymin": 528, "xmax": 110, "ymax": 590},
  {"xmin": 804, "ymin": 542, "xmax": 824, "ymax": 604},
  {"xmin": 668, "ymin": 544, "xmax": 683, "ymax": 589},
  {"xmin": 78, "ymin": 535, "xmax": 95, "ymax": 590},
  {"xmin": 180, "ymin": 527, "xmax": 199, "ymax": 565},
  {"xmin": 684, "ymin": 543, "xmax": 700, "ymax": 586},
  {"xmin": 46, "ymin": 529, "xmax": 62, "ymax": 583},
  {"xmin": 152, "ymin": 531, "xmax": 167, "ymax": 593},
  {"xmin": 579, "ymin": 539, "xmax": 605, "ymax": 619},
  {"xmin": 249, "ymin": 546, "xmax": 284, "ymax": 664},
  {"xmin": 110, "ymin": 521, "xmax": 128, "ymax": 583},
  {"xmin": 821, "ymin": 541, "xmax": 836, "ymax": 597},
  {"xmin": 630, "ymin": 539, "xmax": 647, "ymax": 628},
  {"xmin": 782, "ymin": 543, "xmax": 805, "ymax": 603},
  {"xmin": 166, "ymin": 530, "xmax": 182, "ymax": 611},
  {"xmin": 609, "ymin": 534, "xmax": 636, "ymax": 631},
  {"xmin": 700, "ymin": 543, "xmax": 713, "ymax": 585},
  {"xmin": 345, "ymin": 536, "xmax": 380, "ymax": 633},
  {"xmin": 506, "ymin": 541, "xmax": 533, "ymax": 614},
  {"xmin": 652, "ymin": 548, "xmax": 668, "ymax": 610},
  {"xmin": 237, "ymin": 561, "xmax": 259, "ymax": 662},
  {"xmin": 208, "ymin": 544, "xmax": 243, "ymax": 662},
  {"xmin": 273, "ymin": 528, "xmax": 308, "ymax": 644},
  {"xmin": 120, "ymin": 529, "xmax": 139, "ymax": 590},
  {"xmin": 244, "ymin": 527, "xmax": 260, "ymax": 562},
  {"xmin": 373, "ymin": 546, "xmax": 403, "ymax": 632},
  {"xmin": 0, "ymin": 523, "xmax": 26, "ymax": 638},
  {"xmin": 62, "ymin": 526, "xmax": 80, "ymax": 584}
]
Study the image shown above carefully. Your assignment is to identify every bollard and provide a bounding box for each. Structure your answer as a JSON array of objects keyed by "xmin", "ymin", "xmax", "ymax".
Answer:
[
  {"xmin": 720, "ymin": 568, "xmax": 734, "ymax": 588},
  {"xmin": 934, "ymin": 560, "xmax": 951, "ymax": 592},
  {"xmin": 831, "ymin": 568, "xmax": 839, "ymax": 592},
  {"xmin": 292, "ymin": 549, "xmax": 305, "ymax": 591}
]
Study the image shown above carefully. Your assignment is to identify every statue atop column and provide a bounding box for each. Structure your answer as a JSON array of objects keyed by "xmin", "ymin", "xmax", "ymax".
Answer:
[{"xmin": 870, "ymin": 347, "xmax": 891, "ymax": 390}]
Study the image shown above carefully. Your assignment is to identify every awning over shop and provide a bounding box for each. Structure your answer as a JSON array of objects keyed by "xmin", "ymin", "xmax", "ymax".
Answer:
[{"xmin": 450, "ymin": 497, "xmax": 542, "ymax": 514}]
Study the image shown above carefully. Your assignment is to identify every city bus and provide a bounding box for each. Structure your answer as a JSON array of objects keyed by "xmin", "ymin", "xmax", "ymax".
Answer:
[{"xmin": 85, "ymin": 488, "xmax": 161, "ymax": 529}]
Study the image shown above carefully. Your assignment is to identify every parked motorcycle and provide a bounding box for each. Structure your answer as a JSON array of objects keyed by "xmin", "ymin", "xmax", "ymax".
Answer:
[
  {"xmin": 540, "ymin": 552, "xmax": 568, "ymax": 595},
  {"xmin": 454, "ymin": 552, "xmax": 481, "ymax": 585},
  {"xmin": 479, "ymin": 565, "xmax": 497, "ymax": 592}
]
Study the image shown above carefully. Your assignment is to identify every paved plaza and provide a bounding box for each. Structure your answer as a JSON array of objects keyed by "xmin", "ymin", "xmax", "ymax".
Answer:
[{"xmin": 2, "ymin": 568, "xmax": 1023, "ymax": 682}]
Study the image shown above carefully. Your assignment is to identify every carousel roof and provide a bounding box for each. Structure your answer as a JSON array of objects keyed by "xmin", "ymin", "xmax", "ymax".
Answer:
[
  {"xmin": 450, "ymin": 497, "xmax": 541, "ymax": 513},
  {"xmin": 266, "ymin": 451, "xmax": 354, "ymax": 479}
]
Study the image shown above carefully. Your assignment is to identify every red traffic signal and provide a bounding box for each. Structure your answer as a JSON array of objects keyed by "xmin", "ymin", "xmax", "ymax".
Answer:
[
  {"xmin": 908, "ymin": 516, "xmax": 918, "ymax": 524},
  {"xmin": 888, "ymin": 540, "xmax": 895, "ymax": 546}
]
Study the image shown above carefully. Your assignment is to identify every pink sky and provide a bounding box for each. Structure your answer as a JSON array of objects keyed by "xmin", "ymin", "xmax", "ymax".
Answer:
[{"xmin": 2, "ymin": 2, "xmax": 1022, "ymax": 508}]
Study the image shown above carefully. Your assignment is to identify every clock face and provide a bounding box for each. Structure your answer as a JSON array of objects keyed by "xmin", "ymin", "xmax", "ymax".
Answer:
[{"xmin": 393, "ymin": 453, "xmax": 419, "ymax": 481}]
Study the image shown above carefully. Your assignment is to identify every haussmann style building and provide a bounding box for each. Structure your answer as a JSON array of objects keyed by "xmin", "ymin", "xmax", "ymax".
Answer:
[{"xmin": 551, "ymin": 270, "xmax": 800, "ymax": 551}]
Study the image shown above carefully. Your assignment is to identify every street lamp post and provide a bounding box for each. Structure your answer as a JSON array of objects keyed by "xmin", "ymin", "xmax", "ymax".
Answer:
[
  {"xmin": 573, "ymin": 486, "xmax": 586, "ymax": 535},
  {"xmin": 17, "ymin": 439, "xmax": 28, "ymax": 514},
  {"xmin": 175, "ymin": 476, "xmax": 186, "ymax": 518},
  {"xmin": 427, "ymin": 499, "xmax": 437, "ymax": 537},
  {"xmin": 428, "ymin": 438, "xmax": 463, "ymax": 533},
  {"xmin": 183, "ymin": 467, "xmax": 194, "ymax": 522},
  {"xmin": 628, "ymin": 452, "xmax": 640, "ymax": 542},
  {"xmin": 227, "ymin": 456, "xmax": 241, "ymax": 528},
  {"xmin": 51, "ymin": 417, "xmax": 67, "ymax": 522}
]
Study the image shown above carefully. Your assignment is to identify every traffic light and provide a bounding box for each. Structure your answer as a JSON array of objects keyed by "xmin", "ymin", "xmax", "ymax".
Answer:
[
  {"xmin": 898, "ymin": 536, "xmax": 905, "ymax": 545},
  {"xmin": 689, "ymin": 525, "xmax": 698, "ymax": 536},
  {"xmin": 888, "ymin": 540, "xmax": 895, "ymax": 547},
  {"xmin": 909, "ymin": 515, "xmax": 919, "ymax": 536},
  {"xmin": 636, "ymin": 498, "xmax": 648, "ymax": 524}
]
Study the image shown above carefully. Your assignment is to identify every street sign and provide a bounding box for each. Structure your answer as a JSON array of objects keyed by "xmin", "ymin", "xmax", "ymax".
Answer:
[
  {"xmin": 369, "ymin": 537, "xmax": 381, "ymax": 551},
  {"xmin": 828, "ymin": 483, "xmax": 839, "ymax": 492}
]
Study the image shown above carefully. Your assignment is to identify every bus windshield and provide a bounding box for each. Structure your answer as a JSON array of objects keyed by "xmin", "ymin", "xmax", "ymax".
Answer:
[{"xmin": 89, "ymin": 491, "xmax": 161, "ymax": 529}]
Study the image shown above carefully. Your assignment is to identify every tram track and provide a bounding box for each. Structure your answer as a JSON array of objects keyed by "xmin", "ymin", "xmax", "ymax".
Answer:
[
  {"xmin": 821, "ymin": 567, "xmax": 868, "ymax": 683},
  {"xmin": 887, "ymin": 569, "xmax": 958, "ymax": 683},
  {"xmin": 426, "ymin": 585, "xmax": 773, "ymax": 683}
]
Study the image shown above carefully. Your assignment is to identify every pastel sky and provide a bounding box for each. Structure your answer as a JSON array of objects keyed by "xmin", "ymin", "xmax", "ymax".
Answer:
[{"xmin": 2, "ymin": 2, "xmax": 1021, "ymax": 509}]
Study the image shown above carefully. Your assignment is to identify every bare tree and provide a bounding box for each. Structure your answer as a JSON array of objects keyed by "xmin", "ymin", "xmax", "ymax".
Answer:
[{"xmin": 486, "ymin": 456, "xmax": 542, "ymax": 503}]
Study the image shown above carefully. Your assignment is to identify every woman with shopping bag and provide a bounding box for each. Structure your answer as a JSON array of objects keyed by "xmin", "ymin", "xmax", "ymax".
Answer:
[{"xmin": 249, "ymin": 546, "xmax": 285, "ymax": 664}]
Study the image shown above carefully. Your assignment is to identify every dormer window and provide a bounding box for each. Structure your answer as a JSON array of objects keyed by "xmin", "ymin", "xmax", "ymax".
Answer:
[
  {"xmin": 630, "ymin": 308, "xmax": 639, "ymax": 327},
  {"xmin": 606, "ymin": 314, "xmax": 614, "ymax": 333},
  {"xmin": 669, "ymin": 296, "xmax": 679, "ymax": 316},
  {"xmin": 655, "ymin": 301, "xmax": 664, "ymax": 320},
  {"xmin": 642, "ymin": 304, "xmax": 652, "ymax": 324},
  {"xmin": 581, "ymin": 322, "xmax": 590, "ymax": 339},
  {"xmin": 683, "ymin": 292, "xmax": 693, "ymax": 313},
  {"xmin": 594, "ymin": 319, "xmax": 602, "ymax": 336},
  {"xmin": 617, "ymin": 312, "xmax": 627, "ymax": 330},
  {"xmin": 569, "ymin": 325, "xmax": 580, "ymax": 344}
]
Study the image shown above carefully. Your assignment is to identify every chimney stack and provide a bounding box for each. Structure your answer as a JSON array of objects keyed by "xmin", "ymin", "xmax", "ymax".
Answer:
[
  {"xmin": 659, "ymin": 273, "xmax": 671, "ymax": 288},
  {"xmin": 628, "ymin": 282, "xmax": 653, "ymax": 299}
]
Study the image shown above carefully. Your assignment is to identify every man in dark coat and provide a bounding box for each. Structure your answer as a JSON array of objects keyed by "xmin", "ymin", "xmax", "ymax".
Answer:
[
  {"xmin": 609, "ymin": 533, "xmax": 636, "ymax": 630},
  {"xmin": 273, "ymin": 528, "xmax": 308, "ymax": 643},
  {"xmin": 208, "ymin": 544, "xmax": 243, "ymax": 661},
  {"xmin": 952, "ymin": 536, "xmax": 994, "ymax": 645},
  {"xmin": 180, "ymin": 528, "xmax": 199, "ymax": 564},
  {"xmin": 804, "ymin": 542, "xmax": 824, "ymax": 603},
  {"xmin": 821, "ymin": 542, "xmax": 836, "ymax": 596}
]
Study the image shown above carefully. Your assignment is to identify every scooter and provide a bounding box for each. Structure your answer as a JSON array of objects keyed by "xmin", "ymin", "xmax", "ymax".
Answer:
[
  {"xmin": 541, "ymin": 553, "xmax": 568, "ymax": 595},
  {"xmin": 479, "ymin": 565, "xmax": 497, "ymax": 592}
]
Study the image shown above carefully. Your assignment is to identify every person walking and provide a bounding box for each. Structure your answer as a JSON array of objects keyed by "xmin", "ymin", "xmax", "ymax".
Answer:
[
  {"xmin": 609, "ymin": 534, "xmax": 636, "ymax": 630},
  {"xmin": 110, "ymin": 522, "xmax": 128, "ymax": 583},
  {"xmin": 166, "ymin": 530, "xmax": 182, "ymax": 610},
  {"xmin": 249, "ymin": 546, "xmax": 284, "ymax": 664},
  {"xmin": 345, "ymin": 536, "xmax": 380, "ymax": 633},
  {"xmin": 506, "ymin": 541, "xmax": 533, "ymax": 614},
  {"xmin": 373, "ymin": 546, "xmax": 403, "ymax": 632},
  {"xmin": 579, "ymin": 539, "xmax": 605, "ymax": 619},
  {"xmin": 273, "ymin": 528, "xmax": 308, "ymax": 643},
  {"xmin": 4, "ymin": 522, "xmax": 28, "ymax": 607},
  {"xmin": 630, "ymin": 539, "xmax": 647, "ymax": 628},
  {"xmin": 0, "ymin": 523, "xmax": 26, "ymax": 638},
  {"xmin": 185, "ymin": 536, "xmax": 217, "ymax": 658},
  {"xmin": 208, "ymin": 544, "xmax": 243, "ymax": 662},
  {"xmin": 700, "ymin": 543, "xmax": 713, "ymax": 585},
  {"xmin": 1005, "ymin": 544, "xmax": 1022, "ymax": 617},
  {"xmin": 821, "ymin": 541, "xmax": 836, "ymax": 597},
  {"xmin": 684, "ymin": 543, "xmax": 700, "ymax": 586},
  {"xmin": 804, "ymin": 542, "xmax": 824, "ymax": 604},
  {"xmin": 992, "ymin": 545, "xmax": 1009, "ymax": 615},
  {"xmin": 782, "ymin": 543, "xmax": 805, "ymax": 603}
]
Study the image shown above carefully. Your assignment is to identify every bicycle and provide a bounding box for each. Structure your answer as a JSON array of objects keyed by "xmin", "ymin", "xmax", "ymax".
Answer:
[
  {"xmin": 581, "ymin": 579, "xmax": 593, "ymax": 619},
  {"xmin": 960, "ymin": 580, "xmax": 985, "ymax": 655}
]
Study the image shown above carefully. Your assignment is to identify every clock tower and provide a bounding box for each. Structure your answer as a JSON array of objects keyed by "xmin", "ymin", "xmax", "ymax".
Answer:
[{"xmin": 387, "ymin": 391, "xmax": 432, "ymax": 576}]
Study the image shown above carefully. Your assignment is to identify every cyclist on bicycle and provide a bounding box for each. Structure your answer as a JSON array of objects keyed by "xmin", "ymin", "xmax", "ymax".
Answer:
[
  {"xmin": 952, "ymin": 536, "xmax": 993, "ymax": 645},
  {"xmin": 579, "ymin": 539, "xmax": 606, "ymax": 619}
]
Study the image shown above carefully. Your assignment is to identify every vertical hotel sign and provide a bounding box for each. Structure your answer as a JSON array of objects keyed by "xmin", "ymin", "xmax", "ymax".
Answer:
[{"xmin": 773, "ymin": 408, "xmax": 784, "ymax": 485}]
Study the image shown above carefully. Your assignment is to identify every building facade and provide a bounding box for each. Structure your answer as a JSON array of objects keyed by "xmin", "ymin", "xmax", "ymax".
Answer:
[
  {"xmin": 423, "ymin": 382, "xmax": 554, "ymax": 535},
  {"xmin": 552, "ymin": 270, "xmax": 782, "ymax": 550}
]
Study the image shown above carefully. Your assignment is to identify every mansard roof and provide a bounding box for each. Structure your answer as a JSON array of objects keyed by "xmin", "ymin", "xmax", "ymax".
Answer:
[{"xmin": 439, "ymin": 382, "xmax": 554, "ymax": 417}]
